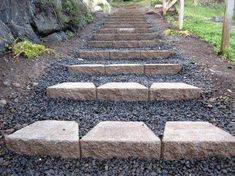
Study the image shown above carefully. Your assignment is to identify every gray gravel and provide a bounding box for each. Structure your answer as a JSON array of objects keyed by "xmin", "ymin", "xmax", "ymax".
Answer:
[{"xmin": 1, "ymin": 11, "xmax": 235, "ymax": 176}]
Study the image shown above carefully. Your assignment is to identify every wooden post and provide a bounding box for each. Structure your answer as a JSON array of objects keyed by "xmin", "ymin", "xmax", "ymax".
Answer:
[
  {"xmin": 179, "ymin": 0, "xmax": 184, "ymax": 30},
  {"xmin": 163, "ymin": 0, "xmax": 167, "ymax": 15},
  {"xmin": 220, "ymin": 0, "xmax": 234, "ymax": 54}
]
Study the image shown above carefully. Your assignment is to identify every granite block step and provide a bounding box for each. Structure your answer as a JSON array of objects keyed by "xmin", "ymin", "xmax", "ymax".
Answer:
[
  {"xmin": 162, "ymin": 121, "xmax": 235, "ymax": 160},
  {"xmin": 67, "ymin": 64, "xmax": 181, "ymax": 75},
  {"xmin": 98, "ymin": 28, "xmax": 154, "ymax": 33},
  {"xmin": 88, "ymin": 40, "xmax": 163, "ymax": 48},
  {"xmin": 149, "ymin": 83, "xmax": 202, "ymax": 101},
  {"xmin": 93, "ymin": 33, "xmax": 160, "ymax": 40},
  {"xmin": 78, "ymin": 50, "xmax": 172, "ymax": 59},
  {"xmin": 81, "ymin": 121, "xmax": 161, "ymax": 159},
  {"xmin": 47, "ymin": 82, "xmax": 96, "ymax": 100},
  {"xmin": 97, "ymin": 82, "xmax": 149, "ymax": 101},
  {"xmin": 5, "ymin": 120, "xmax": 80, "ymax": 158}
]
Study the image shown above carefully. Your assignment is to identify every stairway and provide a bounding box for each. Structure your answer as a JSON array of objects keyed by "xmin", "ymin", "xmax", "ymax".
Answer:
[
  {"xmin": 5, "ymin": 11, "xmax": 235, "ymax": 161},
  {"xmin": 48, "ymin": 11, "xmax": 202, "ymax": 102}
]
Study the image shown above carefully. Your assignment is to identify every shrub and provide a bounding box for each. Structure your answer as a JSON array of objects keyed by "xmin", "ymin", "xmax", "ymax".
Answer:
[
  {"xmin": 11, "ymin": 41, "xmax": 54, "ymax": 59},
  {"xmin": 62, "ymin": 0, "xmax": 79, "ymax": 16},
  {"xmin": 151, "ymin": 0, "xmax": 162, "ymax": 6},
  {"xmin": 84, "ymin": 13, "xmax": 94, "ymax": 23}
]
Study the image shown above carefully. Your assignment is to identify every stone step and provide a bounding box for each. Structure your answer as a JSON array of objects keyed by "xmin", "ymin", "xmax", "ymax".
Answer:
[
  {"xmin": 81, "ymin": 121, "xmax": 161, "ymax": 159},
  {"xmin": 103, "ymin": 23, "xmax": 149, "ymax": 27},
  {"xmin": 6, "ymin": 120, "xmax": 233, "ymax": 160},
  {"xmin": 78, "ymin": 50, "xmax": 172, "ymax": 59},
  {"xmin": 105, "ymin": 22, "xmax": 149, "ymax": 25},
  {"xmin": 149, "ymin": 82, "xmax": 202, "ymax": 101},
  {"xmin": 68, "ymin": 64, "xmax": 105, "ymax": 75},
  {"xmin": 105, "ymin": 20, "xmax": 147, "ymax": 24},
  {"xmin": 108, "ymin": 16, "xmax": 145, "ymax": 19},
  {"xmin": 88, "ymin": 40, "xmax": 163, "ymax": 48},
  {"xmin": 68, "ymin": 64, "xmax": 182, "ymax": 75},
  {"xmin": 47, "ymin": 82, "xmax": 96, "ymax": 100},
  {"xmin": 47, "ymin": 82, "xmax": 201, "ymax": 101},
  {"xmin": 93, "ymin": 33, "xmax": 160, "ymax": 40},
  {"xmin": 106, "ymin": 20, "xmax": 147, "ymax": 24},
  {"xmin": 5, "ymin": 120, "xmax": 80, "ymax": 159},
  {"xmin": 105, "ymin": 64, "xmax": 144, "ymax": 75},
  {"xmin": 163, "ymin": 121, "xmax": 235, "ymax": 160},
  {"xmin": 97, "ymin": 82, "xmax": 149, "ymax": 101},
  {"xmin": 102, "ymin": 24, "xmax": 150, "ymax": 28},
  {"xmin": 98, "ymin": 28, "xmax": 154, "ymax": 33}
]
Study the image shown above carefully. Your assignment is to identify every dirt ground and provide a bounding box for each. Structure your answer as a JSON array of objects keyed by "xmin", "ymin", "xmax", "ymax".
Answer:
[{"xmin": 0, "ymin": 8, "xmax": 234, "ymax": 105}]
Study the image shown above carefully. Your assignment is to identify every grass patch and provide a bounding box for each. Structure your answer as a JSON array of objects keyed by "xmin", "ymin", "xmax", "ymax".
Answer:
[
  {"xmin": 166, "ymin": 1, "xmax": 235, "ymax": 63},
  {"xmin": 11, "ymin": 41, "xmax": 54, "ymax": 59}
]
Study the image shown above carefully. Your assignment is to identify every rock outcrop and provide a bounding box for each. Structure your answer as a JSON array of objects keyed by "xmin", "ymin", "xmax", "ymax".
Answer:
[{"xmin": 0, "ymin": 0, "xmax": 92, "ymax": 55}]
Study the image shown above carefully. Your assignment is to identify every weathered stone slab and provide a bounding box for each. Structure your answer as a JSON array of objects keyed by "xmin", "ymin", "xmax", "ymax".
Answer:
[
  {"xmin": 88, "ymin": 41, "xmax": 113, "ymax": 48},
  {"xmin": 110, "ymin": 50, "xmax": 141, "ymax": 59},
  {"xmin": 47, "ymin": 82, "xmax": 96, "ymax": 100},
  {"xmin": 68, "ymin": 64, "xmax": 105, "ymax": 74},
  {"xmin": 144, "ymin": 64, "xmax": 182, "ymax": 75},
  {"xmin": 89, "ymin": 40, "xmax": 161, "ymax": 48},
  {"xmin": 79, "ymin": 50, "xmax": 109, "ymax": 59},
  {"xmin": 163, "ymin": 121, "xmax": 235, "ymax": 160},
  {"xmin": 141, "ymin": 50, "xmax": 172, "ymax": 59},
  {"xmin": 97, "ymin": 82, "xmax": 148, "ymax": 101},
  {"xmin": 150, "ymin": 83, "xmax": 202, "ymax": 101},
  {"xmin": 79, "ymin": 50, "xmax": 171, "ymax": 59},
  {"xmin": 103, "ymin": 24, "xmax": 150, "ymax": 28},
  {"xmin": 117, "ymin": 28, "xmax": 135, "ymax": 33},
  {"xmin": 113, "ymin": 41, "xmax": 162, "ymax": 48},
  {"xmin": 5, "ymin": 120, "xmax": 80, "ymax": 158},
  {"xmin": 105, "ymin": 64, "xmax": 144, "ymax": 75},
  {"xmin": 98, "ymin": 28, "xmax": 154, "ymax": 33},
  {"xmin": 108, "ymin": 17, "xmax": 146, "ymax": 21},
  {"xmin": 104, "ymin": 22, "xmax": 149, "ymax": 25},
  {"xmin": 94, "ymin": 33, "xmax": 160, "ymax": 40},
  {"xmin": 81, "ymin": 121, "xmax": 161, "ymax": 159},
  {"xmin": 106, "ymin": 20, "xmax": 147, "ymax": 23}
]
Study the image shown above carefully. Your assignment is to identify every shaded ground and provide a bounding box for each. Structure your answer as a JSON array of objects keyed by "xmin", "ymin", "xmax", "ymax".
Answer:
[{"xmin": 0, "ymin": 5, "xmax": 235, "ymax": 176}]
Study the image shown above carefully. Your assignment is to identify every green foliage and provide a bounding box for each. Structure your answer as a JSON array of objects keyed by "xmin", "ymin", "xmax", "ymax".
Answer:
[
  {"xmin": 84, "ymin": 13, "xmax": 94, "ymax": 23},
  {"xmin": 151, "ymin": 0, "xmax": 162, "ymax": 6},
  {"xmin": 166, "ymin": 0, "xmax": 235, "ymax": 63},
  {"xmin": 38, "ymin": 0, "xmax": 55, "ymax": 7},
  {"xmin": 62, "ymin": 0, "xmax": 80, "ymax": 16},
  {"xmin": 11, "ymin": 41, "xmax": 54, "ymax": 59},
  {"xmin": 163, "ymin": 29, "xmax": 190, "ymax": 37},
  {"xmin": 65, "ymin": 31, "xmax": 74, "ymax": 38}
]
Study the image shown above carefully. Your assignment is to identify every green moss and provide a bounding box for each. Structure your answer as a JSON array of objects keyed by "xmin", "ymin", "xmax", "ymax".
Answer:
[{"xmin": 11, "ymin": 41, "xmax": 54, "ymax": 59}]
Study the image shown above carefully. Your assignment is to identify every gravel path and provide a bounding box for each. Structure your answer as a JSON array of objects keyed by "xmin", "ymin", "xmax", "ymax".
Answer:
[{"xmin": 1, "ymin": 7, "xmax": 235, "ymax": 176}]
